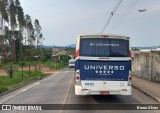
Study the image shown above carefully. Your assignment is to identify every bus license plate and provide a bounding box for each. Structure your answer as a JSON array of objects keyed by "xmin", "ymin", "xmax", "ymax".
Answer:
[{"xmin": 99, "ymin": 91, "xmax": 109, "ymax": 95}]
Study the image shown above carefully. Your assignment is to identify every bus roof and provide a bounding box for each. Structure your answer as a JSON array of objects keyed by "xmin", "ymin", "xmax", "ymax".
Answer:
[{"xmin": 77, "ymin": 34, "xmax": 129, "ymax": 39}]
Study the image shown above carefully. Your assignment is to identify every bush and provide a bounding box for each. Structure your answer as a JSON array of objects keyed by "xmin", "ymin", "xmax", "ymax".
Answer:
[
  {"xmin": 0, "ymin": 86, "xmax": 8, "ymax": 93},
  {"xmin": 0, "ymin": 62, "xmax": 3, "ymax": 68},
  {"xmin": 0, "ymin": 70, "xmax": 46, "ymax": 93},
  {"xmin": 59, "ymin": 55, "xmax": 71, "ymax": 63},
  {"xmin": 14, "ymin": 61, "xmax": 31, "ymax": 66}
]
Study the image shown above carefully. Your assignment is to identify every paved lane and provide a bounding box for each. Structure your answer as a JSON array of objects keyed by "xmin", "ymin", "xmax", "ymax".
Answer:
[{"xmin": 0, "ymin": 68, "xmax": 159, "ymax": 113}]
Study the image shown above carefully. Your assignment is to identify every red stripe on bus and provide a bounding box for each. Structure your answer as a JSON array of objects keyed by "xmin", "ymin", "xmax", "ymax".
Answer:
[{"xmin": 75, "ymin": 50, "xmax": 80, "ymax": 58}]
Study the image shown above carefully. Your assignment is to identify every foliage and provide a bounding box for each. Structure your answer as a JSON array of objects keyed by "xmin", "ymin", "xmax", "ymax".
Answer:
[
  {"xmin": 42, "ymin": 54, "xmax": 70, "ymax": 69},
  {"xmin": 59, "ymin": 54, "xmax": 71, "ymax": 63},
  {"xmin": 34, "ymin": 19, "xmax": 43, "ymax": 48},
  {"xmin": 0, "ymin": 86, "xmax": 8, "ymax": 93},
  {"xmin": 0, "ymin": 70, "xmax": 46, "ymax": 93},
  {"xmin": 41, "ymin": 48, "xmax": 53, "ymax": 61},
  {"xmin": 43, "ymin": 61, "xmax": 66, "ymax": 70}
]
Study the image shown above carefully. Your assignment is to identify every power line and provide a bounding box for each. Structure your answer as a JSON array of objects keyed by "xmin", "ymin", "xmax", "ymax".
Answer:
[
  {"xmin": 101, "ymin": 0, "xmax": 122, "ymax": 33},
  {"xmin": 110, "ymin": 0, "xmax": 140, "ymax": 33}
]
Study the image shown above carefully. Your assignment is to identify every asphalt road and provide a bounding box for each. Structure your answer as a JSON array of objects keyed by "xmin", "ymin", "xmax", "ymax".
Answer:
[{"xmin": 0, "ymin": 68, "xmax": 159, "ymax": 113}]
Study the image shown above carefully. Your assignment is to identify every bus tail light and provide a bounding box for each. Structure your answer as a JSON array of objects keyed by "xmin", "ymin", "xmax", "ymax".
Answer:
[
  {"xmin": 128, "ymin": 71, "xmax": 132, "ymax": 86},
  {"xmin": 128, "ymin": 71, "xmax": 132, "ymax": 80},
  {"xmin": 75, "ymin": 70, "xmax": 81, "ymax": 85},
  {"xmin": 128, "ymin": 81, "xmax": 132, "ymax": 86},
  {"xmin": 129, "ymin": 76, "xmax": 132, "ymax": 80},
  {"xmin": 76, "ymin": 76, "xmax": 80, "ymax": 80}
]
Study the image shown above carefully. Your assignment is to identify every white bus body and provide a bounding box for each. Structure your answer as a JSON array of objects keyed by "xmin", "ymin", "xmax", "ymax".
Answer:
[{"xmin": 74, "ymin": 34, "xmax": 132, "ymax": 95}]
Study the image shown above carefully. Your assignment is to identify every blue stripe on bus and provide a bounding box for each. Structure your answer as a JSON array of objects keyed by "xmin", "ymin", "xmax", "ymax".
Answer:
[{"xmin": 75, "ymin": 59, "xmax": 131, "ymax": 81}]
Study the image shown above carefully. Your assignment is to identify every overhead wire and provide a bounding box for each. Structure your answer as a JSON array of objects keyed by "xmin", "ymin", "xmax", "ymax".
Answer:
[
  {"xmin": 101, "ymin": 0, "xmax": 122, "ymax": 33},
  {"xmin": 110, "ymin": 0, "xmax": 140, "ymax": 33}
]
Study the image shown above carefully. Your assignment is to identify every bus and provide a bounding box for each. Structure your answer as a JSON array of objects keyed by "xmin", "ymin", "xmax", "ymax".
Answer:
[{"xmin": 74, "ymin": 34, "xmax": 132, "ymax": 95}]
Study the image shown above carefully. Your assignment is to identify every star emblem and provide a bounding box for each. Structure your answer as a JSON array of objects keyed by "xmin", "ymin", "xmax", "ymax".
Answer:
[{"xmin": 90, "ymin": 43, "xmax": 93, "ymax": 46}]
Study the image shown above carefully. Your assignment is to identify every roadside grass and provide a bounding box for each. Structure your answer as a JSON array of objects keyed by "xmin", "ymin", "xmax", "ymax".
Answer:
[
  {"xmin": 3, "ymin": 61, "xmax": 67, "ymax": 70},
  {"xmin": 0, "ymin": 60, "xmax": 67, "ymax": 94},
  {"xmin": 0, "ymin": 70, "xmax": 46, "ymax": 93},
  {"xmin": 43, "ymin": 61, "xmax": 67, "ymax": 70},
  {"xmin": 4, "ymin": 61, "xmax": 39, "ymax": 68}
]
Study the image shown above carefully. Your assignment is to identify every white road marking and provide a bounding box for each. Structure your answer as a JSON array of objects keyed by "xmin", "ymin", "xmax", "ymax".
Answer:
[
  {"xmin": 0, "ymin": 82, "xmax": 40, "ymax": 104},
  {"xmin": 59, "ymin": 73, "xmax": 73, "ymax": 113},
  {"xmin": 62, "ymin": 76, "xmax": 73, "ymax": 104},
  {"xmin": 65, "ymin": 92, "xmax": 72, "ymax": 113},
  {"xmin": 61, "ymin": 71, "xmax": 73, "ymax": 73}
]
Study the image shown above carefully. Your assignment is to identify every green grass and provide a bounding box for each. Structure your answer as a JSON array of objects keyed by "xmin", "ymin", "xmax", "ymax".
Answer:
[
  {"xmin": 0, "ymin": 70, "xmax": 46, "ymax": 93},
  {"xmin": 43, "ymin": 61, "xmax": 67, "ymax": 70},
  {"xmin": 3, "ymin": 61, "xmax": 67, "ymax": 70},
  {"xmin": 0, "ymin": 60, "xmax": 67, "ymax": 93},
  {"xmin": 4, "ymin": 61, "xmax": 39, "ymax": 68}
]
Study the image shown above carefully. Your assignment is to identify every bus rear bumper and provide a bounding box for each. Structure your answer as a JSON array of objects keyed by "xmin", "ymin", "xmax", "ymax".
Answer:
[
  {"xmin": 75, "ymin": 85, "xmax": 89, "ymax": 95},
  {"xmin": 75, "ymin": 85, "xmax": 132, "ymax": 95}
]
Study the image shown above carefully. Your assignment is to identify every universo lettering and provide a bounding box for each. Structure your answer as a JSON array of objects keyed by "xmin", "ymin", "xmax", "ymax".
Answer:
[{"xmin": 84, "ymin": 65, "xmax": 125, "ymax": 71}]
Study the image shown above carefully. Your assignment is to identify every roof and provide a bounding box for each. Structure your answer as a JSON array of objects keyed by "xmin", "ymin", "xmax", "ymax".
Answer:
[{"xmin": 78, "ymin": 33, "xmax": 129, "ymax": 39}]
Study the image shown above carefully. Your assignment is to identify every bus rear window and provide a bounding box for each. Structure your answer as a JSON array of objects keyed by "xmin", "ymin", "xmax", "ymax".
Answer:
[{"xmin": 80, "ymin": 38, "xmax": 129, "ymax": 57}]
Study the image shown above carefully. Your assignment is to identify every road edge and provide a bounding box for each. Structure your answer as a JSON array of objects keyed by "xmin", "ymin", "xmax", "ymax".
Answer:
[{"xmin": 132, "ymin": 84, "xmax": 160, "ymax": 103}]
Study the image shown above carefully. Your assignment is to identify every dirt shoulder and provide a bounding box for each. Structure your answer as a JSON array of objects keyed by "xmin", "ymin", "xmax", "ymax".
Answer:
[{"xmin": 0, "ymin": 64, "xmax": 59, "ymax": 76}]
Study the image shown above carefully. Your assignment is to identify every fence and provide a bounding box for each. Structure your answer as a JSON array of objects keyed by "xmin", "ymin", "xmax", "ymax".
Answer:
[
  {"xmin": 6, "ymin": 64, "xmax": 42, "ymax": 78},
  {"xmin": 132, "ymin": 50, "xmax": 160, "ymax": 82}
]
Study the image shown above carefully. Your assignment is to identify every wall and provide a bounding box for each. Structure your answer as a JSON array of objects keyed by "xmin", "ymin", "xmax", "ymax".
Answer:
[{"xmin": 132, "ymin": 51, "xmax": 160, "ymax": 82}]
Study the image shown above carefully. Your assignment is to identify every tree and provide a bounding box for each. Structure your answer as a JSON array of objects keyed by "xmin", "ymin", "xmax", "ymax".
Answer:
[
  {"xmin": 0, "ymin": 0, "xmax": 44, "ymax": 63},
  {"xmin": 24, "ymin": 14, "xmax": 35, "ymax": 61},
  {"xmin": 0, "ymin": 0, "xmax": 9, "ymax": 63},
  {"xmin": 8, "ymin": 0, "xmax": 17, "ymax": 61},
  {"xmin": 34, "ymin": 19, "xmax": 44, "ymax": 48},
  {"xmin": 15, "ymin": 0, "xmax": 25, "ymax": 60},
  {"xmin": 25, "ymin": 15, "xmax": 34, "ymax": 46},
  {"xmin": 0, "ymin": 0, "xmax": 9, "ymax": 23}
]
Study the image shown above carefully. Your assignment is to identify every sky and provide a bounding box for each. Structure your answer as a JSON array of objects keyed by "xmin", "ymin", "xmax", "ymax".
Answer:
[{"xmin": 20, "ymin": 0, "xmax": 160, "ymax": 47}]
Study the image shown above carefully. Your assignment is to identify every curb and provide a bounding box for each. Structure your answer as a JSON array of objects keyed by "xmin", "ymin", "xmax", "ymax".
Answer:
[{"xmin": 132, "ymin": 84, "xmax": 160, "ymax": 103}]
